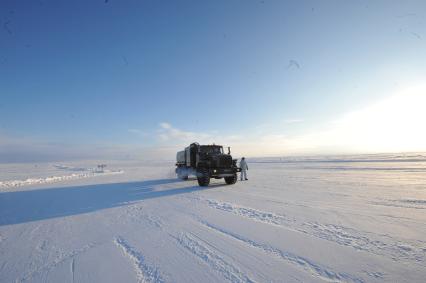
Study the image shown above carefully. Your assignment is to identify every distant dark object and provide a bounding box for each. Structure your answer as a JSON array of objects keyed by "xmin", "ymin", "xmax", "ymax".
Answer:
[
  {"xmin": 411, "ymin": 32, "xmax": 422, "ymax": 40},
  {"xmin": 287, "ymin": 59, "xmax": 300, "ymax": 69},
  {"xmin": 97, "ymin": 164, "xmax": 107, "ymax": 173},
  {"xmin": 25, "ymin": 44, "xmax": 32, "ymax": 48},
  {"xmin": 397, "ymin": 28, "xmax": 422, "ymax": 39},
  {"xmin": 3, "ymin": 21, "xmax": 12, "ymax": 35},
  {"xmin": 105, "ymin": 0, "xmax": 109, "ymax": 3}
]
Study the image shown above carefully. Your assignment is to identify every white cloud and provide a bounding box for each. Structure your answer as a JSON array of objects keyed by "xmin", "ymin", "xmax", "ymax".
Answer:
[
  {"xmin": 157, "ymin": 122, "xmax": 213, "ymax": 144},
  {"xmin": 154, "ymin": 123, "xmax": 247, "ymax": 156},
  {"xmin": 154, "ymin": 122, "xmax": 318, "ymax": 157},
  {"xmin": 282, "ymin": 118, "xmax": 304, "ymax": 124},
  {"xmin": 159, "ymin": 122, "xmax": 172, "ymax": 129}
]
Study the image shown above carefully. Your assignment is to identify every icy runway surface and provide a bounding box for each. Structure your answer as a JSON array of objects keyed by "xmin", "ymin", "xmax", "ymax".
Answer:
[{"xmin": 1, "ymin": 156, "xmax": 426, "ymax": 282}]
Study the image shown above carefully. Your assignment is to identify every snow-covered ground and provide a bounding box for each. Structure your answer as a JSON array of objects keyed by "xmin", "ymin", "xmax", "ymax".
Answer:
[
  {"xmin": 1, "ymin": 156, "xmax": 426, "ymax": 282},
  {"xmin": 0, "ymin": 162, "xmax": 123, "ymax": 189}
]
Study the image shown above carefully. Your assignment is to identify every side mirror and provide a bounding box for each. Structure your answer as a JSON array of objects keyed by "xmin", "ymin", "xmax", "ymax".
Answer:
[{"xmin": 227, "ymin": 147, "xmax": 231, "ymax": 154}]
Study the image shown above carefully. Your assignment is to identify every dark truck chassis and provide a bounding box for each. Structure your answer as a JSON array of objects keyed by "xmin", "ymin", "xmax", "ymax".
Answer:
[{"xmin": 175, "ymin": 143, "xmax": 241, "ymax": 186}]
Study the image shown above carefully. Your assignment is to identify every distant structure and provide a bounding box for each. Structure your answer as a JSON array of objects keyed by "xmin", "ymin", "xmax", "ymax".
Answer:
[{"xmin": 96, "ymin": 164, "xmax": 107, "ymax": 173}]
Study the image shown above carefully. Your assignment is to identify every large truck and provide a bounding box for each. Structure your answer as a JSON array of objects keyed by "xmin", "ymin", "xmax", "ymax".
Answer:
[{"xmin": 175, "ymin": 142, "xmax": 241, "ymax": 186}]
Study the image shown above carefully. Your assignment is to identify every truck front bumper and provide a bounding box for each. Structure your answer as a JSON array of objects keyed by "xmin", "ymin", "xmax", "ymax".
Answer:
[{"xmin": 210, "ymin": 167, "xmax": 240, "ymax": 177}]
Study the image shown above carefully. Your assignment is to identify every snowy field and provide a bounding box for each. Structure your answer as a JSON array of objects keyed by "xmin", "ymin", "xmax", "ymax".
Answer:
[{"xmin": 1, "ymin": 155, "xmax": 426, "ymax": 282}]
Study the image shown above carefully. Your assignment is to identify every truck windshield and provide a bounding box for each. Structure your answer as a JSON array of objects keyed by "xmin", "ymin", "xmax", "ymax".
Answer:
[{"xmin": 200, "ymin": 146, "xmax": 223, "ymax": 154}]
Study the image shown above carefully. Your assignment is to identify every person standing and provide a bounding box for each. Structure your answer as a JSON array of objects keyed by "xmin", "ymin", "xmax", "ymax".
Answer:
[{"xmin": 240, "ymin": 157, "xmax": 248, "ymax": 181}]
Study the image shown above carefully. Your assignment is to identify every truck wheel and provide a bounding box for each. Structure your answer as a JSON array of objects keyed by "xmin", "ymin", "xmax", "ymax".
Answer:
[
  {"xmin": 197, "ymin": 169, "xmax": 210, "ymax": 186},
  {"xmin": 176, "ymin": 167, "xmax": 188, "ymax": 180},
  {"xmin": 178, "ymin": 174, "xmax": 188, "ymax": 180},
  {"xmin": 224, "ymin": 174, "xmax": 237, "ymax": 185}
]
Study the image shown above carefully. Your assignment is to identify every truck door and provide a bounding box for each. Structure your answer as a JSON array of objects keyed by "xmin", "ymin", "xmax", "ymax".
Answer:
[{"xmin": 190, "ymin": 144, "xmax": 197, "ymax": 167}]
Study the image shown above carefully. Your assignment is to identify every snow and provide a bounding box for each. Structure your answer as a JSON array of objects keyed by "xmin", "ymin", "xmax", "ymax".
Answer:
[
  {"xmin": 0, "ymin": 156, "xmax": 426, "ymax": 282},
  {"xmin": 0, "ymin": 163, "xmax": 123, "ymax": 189}
]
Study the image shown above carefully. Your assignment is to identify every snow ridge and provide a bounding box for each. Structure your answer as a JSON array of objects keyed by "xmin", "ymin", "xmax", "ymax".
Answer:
[
  {"xmin": 205, "ymin": 199, "xmax": 291, "ymax": 227},
  {"xmin": 114, "ymin": 237, "xmax": 164, "ymax": 283},
  {"xmin": 200, "ymin": 221, "xmax": 365, "ymax": 283},
  {"xmin": 175, "ymin": 233, "xmax": 256, "ymax": 283},
  {"xmin": 0, "ymin": 170, "xmax": 123, "ymax": 189}
]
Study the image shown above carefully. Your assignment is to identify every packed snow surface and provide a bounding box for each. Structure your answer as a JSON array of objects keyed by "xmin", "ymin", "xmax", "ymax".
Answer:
[{"xmin": 1, "ymin": 155, "xmax": 426, "ymax": 282}]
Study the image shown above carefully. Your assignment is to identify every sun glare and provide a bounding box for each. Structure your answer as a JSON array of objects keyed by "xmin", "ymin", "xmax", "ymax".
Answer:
[{"xmin": 332, "ymin": 85, "xmax": 426, "ymax": 152}]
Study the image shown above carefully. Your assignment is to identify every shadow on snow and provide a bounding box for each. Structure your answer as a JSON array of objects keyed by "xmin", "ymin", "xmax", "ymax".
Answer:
[{"xmin": 0, "ymin": 178, "xmax": 224, "ymax": 226}]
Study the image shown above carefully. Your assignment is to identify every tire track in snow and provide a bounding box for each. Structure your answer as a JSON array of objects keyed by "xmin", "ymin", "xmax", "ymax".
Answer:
[
  {"xmin": 301, "ymin": 222, "xmax": 425, "ymax": 263},
  {"xmin": 20, "ymin": 243, "xmax": 97, "ymax": 282},
  {"xmin": 173, "ymin": 232, "xmax": 256, "ymax": 283},
  {"xmin": 204, "ymin": 198, "xmax": 425, "ymax": 264},
  {"xmin": 205, "ymin": 199, "xmax": 295, "ymax": 227},
  {"xmin": 199, "ymin": 220, "xmax": 366, "ymax": 283},
  {"xmin": 114, "ymin": 237, "xmax": 164, "ymax": 283},
  {"xmin": 123, "ymin": 204, "xmax": 165, "ymax": 230}
]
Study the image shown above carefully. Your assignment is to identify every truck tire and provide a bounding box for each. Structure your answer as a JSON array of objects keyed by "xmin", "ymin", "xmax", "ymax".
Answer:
[
  {"xmin": 176, "ymin": 168, "xmax": 188, "ymax": 180},
  {"xmin": 224, "ymin": 173, "xmax": 237, "ymax": 185},
  {"xmin": 197, "ymin": 168, "xmax": 210, "ymax": 186},
  {"xmin": 178, "ymin": 174, "xmax": 188, "ymax": 180}
]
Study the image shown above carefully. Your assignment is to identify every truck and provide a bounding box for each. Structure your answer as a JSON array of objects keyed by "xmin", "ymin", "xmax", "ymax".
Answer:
[{"xmin": 175, "ymin": 142, "xmax": 241, "ymax": 186}]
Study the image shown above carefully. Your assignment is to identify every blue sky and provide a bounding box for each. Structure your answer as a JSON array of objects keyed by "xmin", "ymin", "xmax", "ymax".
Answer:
[{"xmin": 1, "ymin": 0, "xmax": 426, "ymax": 162}]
